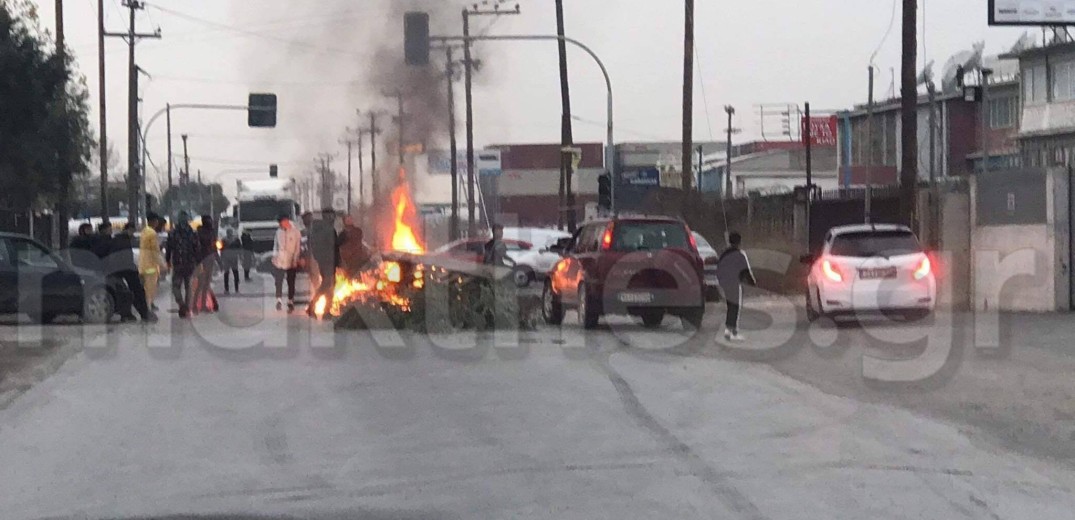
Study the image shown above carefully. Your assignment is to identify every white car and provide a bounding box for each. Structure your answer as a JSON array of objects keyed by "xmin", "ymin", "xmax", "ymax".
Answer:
[
  {"xmin": 803, "ymin": 224, "xmax": 936, "ymax": 321},
  {"xmin": 692, "ymin": 231, "xmax": 722, "ymax": 301},
  {"xmin": 501, "ymin": 227, "xmax": 571, "ymax": 281}
]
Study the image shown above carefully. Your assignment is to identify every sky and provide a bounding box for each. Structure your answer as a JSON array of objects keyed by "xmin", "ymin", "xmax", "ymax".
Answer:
[{"xmin": 31, "ymin": 0, "xmax": 1031, "ymax": 198}]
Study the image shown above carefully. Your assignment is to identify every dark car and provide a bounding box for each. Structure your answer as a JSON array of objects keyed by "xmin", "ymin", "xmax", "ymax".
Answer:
[
  {"xmin": 541, "ymin": 216, "xmax": 706, "ymax": 329},
  {"xmin": 0, "ymin": 233, "xmax": 121, "ymax": 324}
]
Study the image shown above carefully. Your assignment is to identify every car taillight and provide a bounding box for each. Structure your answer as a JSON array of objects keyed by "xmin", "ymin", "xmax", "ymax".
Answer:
[
  {"xmin": 601, "ymin": 224, "xmax": 614, "ymax": 251},
  {"xmin": 688, "ymin": 232, "xmax": 698, "ymax": 251},
  {"xmin": 822, "ymin": 259, "xmax": 843, "ymax": 283},
  {"xmin": 913, "ymin": 256, "xmax": 931, "ymax": 280}
]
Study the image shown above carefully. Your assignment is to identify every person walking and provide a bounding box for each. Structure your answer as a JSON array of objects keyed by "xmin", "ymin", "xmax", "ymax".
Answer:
[
  {"xmin": 221, "ymin": 228, "xmax": 243, "ymax": 294},
  {"xmin": 240, "ymin": 229, "xmax": 255, "ymax": 281},
  {"xmin": 111, "ymin": 223, "xmax": 156, "ymax": 322},
  {"xmin": 166, "ymin": 212, "xmax": 202, "ymax": 318},
  {"xmin": 272, "ymin": 214, "xmax": 302, "ymax": 312},
  {"xmin": 715, "ymin": 232, "xmax": 757, "ymax": 342},
  {"xmin": 192, "ymin": 215, "xmax": 220, "ymax": 314},
  {"xmin": 139, "ymin": 213, "xmax": 166, "ymax": 312},
  {"xmin": 307, "ymin": 209, "xmax": 339, "ymax": 318}
]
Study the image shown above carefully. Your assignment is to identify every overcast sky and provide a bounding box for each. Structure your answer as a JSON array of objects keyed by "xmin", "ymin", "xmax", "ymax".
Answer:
[{"xmin": 34, "ymin": 0, "xmax": 1029, "ymax": 195}]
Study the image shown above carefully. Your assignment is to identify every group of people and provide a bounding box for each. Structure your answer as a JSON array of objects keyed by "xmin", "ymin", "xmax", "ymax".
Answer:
[
  {"xmin": 70, "ymin": 218, "xmax": 159, "ymax": 323},
  {"xmin": 269, "ymin": 209, "xmax": 370, "ymax": 317}
]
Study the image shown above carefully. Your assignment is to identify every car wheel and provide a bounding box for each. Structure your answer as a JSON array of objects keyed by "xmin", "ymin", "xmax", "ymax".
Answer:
[
  {"xmin": 542, "ymin": 280, "xmax": 565, "ymax": 326},
  {"xmin": 82, "ymin": 287, "xmax": 115, "ymax": 325},
  {"xmin": 639, "ymin": 309, "xmax": 664, "ymax": 328},
  {"xmin": 577, "ymin": 283, "xmax": 599, "ymax": 330},
  {"xmin": 512, "ymin": 266, "xmax": 533, "ymax": 288},
  {"xmin": 806, "ymin": 288, "xmax": 819, "ymax": 322}
]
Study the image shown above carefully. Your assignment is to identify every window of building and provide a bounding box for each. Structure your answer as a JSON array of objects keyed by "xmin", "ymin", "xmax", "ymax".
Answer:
[
  {"xmin": 988, "ymin": 96, "xmax": 1017, "ymax": 128},
  {"xmin": 1024, "ymin": 63, "xmax": 1048, "ymax": 103},
  {"xmin": 1053, "ymin": 60, "xmax": 1075, "ymax": 101}
]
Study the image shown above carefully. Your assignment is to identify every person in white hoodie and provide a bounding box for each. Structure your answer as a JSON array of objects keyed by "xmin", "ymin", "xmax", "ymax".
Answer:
[{"xmin": 272, "ymin": 214, "xmax": 303, "ymax": 312}]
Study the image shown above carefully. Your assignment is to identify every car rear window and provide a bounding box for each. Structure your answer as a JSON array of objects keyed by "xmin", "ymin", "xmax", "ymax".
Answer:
[
  {"xmin": 830, "ymin": 231, "xmax": 922, "ymax": 257},
  {"xmin": 612, "ymin": 222, "xmax": 690, "ymax": 252}
]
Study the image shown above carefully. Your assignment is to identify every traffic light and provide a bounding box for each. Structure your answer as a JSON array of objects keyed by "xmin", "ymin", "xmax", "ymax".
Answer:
[
  {"xmin": 404, "ymin": 12, "xmax": 430, "ymax": 66},
  {"xmin": 248, "ymin": 93, "xmax": 277, "ymax": 128},
  {"xmin": 269, "ymin": 164, "xmax": 278, "ymax": 178},
  {"xmin": 598, "ymin": 173, "xmax": 612, "ymax": 210}
]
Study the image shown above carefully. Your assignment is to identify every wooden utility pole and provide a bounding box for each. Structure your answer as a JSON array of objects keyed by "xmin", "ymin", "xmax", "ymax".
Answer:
[
  {"xmin": 555, "ymin": 0, "xmax": 576, "ymax": 231},
  {"xmin": 56, "ymin": 0, "xmax": 69, "ymax": 247},
  {"xmin": 681, "ymin": 0, "xmax": 695, "ymax": 192},
  {"xmin": 97, "ymin": 0, "xmax": 108, "ymax": 218},
  {"xmin": 166, "ymin": 104, "xmax": 172, "ymax": 188},
  {"xmin": 899, "ymin": 0, "xmax": 918, "ymax": 226}
]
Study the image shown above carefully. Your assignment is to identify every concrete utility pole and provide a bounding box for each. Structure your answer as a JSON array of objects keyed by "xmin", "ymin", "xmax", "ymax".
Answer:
[
  {"xmin": 928, "ymin": 81, "xmax": 939, "ymax": 249},
  {"xmin": 981, "ymin": 68, "xmax": 994, "ymax": 176},
  {"xmin": 866, "ymin": 66, "xmax": 875, "ymax": 224},
  {"xmin": 724, "ymin": 106, "xmax": 734, "ymax": 197},
  {"xmin": 166, "ymin": 104, "xmax": 172, "ymax": 188},
  {"xmin": 681, "ymin": 0, "xmax": 695, "ymax": 192},
  {"xmin": 383, "ymin": 90, "xmax": 406, "ymax": 168},
  {"xmin": 340, "ymin": 134, "xmax": 354, "ymax": 213},
  {"xmin": 899, "ymin": 0, "xmax": 918, "ymax": 226},
  {"xmin": 181, "ymin": 134, "xmax": 190, "ymax": 185},
  {"xmin": 431, "ymin": 43, "xmax": 463, "ymax": 240},
  {"xmin": 97, "ymin": 0, "xmax": 108, "ymax": 218},
  {"xmin": 55, "ymin": 0, "xmax": 68, "ymax": 247},
  {"xmin": 805, "ymin": 101, "xmax": 813, "ymax": 238},
  {"xmin": 554, "ymin": 0, "xmax": 575, "ymax": 231},
  {"xmin": 463, "ymin": 2, "xmax": 520, "ymax": 237},
  {"xmin": 105, "ymin": 0, "xmax": 160, "ymax": 226}
]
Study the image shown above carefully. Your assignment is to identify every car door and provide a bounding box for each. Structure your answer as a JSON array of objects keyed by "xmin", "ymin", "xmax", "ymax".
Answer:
[
  {"xmin": 13, "ymin": 238, "xmax": 81, "ymax": 316},
  {"xmin": 552, "ymin": 227, "xmax": 585, "ymax": 303},
  {"xmin": 564, "ymin": 225, "xmax": 599, "ymax": 304},
  {"xmin": 0, "ymin": 238, "xmax": 17, "ymax": 313}
]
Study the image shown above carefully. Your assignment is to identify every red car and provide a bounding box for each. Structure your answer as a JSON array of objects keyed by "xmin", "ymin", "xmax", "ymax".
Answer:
[{"xmin": 542, "ymin": 216, "xmax": 706, "ymax": 329}]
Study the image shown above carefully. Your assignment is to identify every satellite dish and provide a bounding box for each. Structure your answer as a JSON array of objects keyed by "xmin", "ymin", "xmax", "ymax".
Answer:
[
  {"xmin": 1010, "ymin": 31, "xmax": 1034, "ymax": 54},
  {"xmin": 916, "ymin": 60, "xmax": 935, "ymax": 86},
  {"xmin": 941, "ymin": 42, "xmax": 985, "ymax": 91}
]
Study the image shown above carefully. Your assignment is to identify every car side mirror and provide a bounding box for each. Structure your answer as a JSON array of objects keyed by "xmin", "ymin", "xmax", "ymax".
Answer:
[{"xmin": 799, "ymin": 254, "xmax": 815, "ymax": 265}]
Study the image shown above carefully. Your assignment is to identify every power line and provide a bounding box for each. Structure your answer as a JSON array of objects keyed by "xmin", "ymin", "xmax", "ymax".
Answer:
[{"xmin": 694, "ymin": 44, "xmax": 715, "ymax": 141}]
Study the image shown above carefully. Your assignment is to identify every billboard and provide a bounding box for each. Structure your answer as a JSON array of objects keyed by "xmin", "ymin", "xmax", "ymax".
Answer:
[
  {"xmin": 989, "ymin": 0, "xmax": 1075, "ymax": 25},
  {"xmin": 477, "ymin": 150, "xmax": 502, "ymax": 177},
  {"xmin": 427, "ymin": 150, "xmax": 467, "ymax": 175},
  {"xmin": 801, "ymin": 115, "xmax": 838, "ymax": 147},
  {"xmin": 620, "ymin": 168, "xmax": 661, "ymax": 187}
]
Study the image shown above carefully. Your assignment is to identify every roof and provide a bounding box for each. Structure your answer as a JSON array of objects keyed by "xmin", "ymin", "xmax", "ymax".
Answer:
[
  {"xmin": 829, "ymin": 223, "xmax": 912, "ymax": 235},
  {"xmin": 1000, "ymin": 41, "xmax": 1075, "ymax": 60}
]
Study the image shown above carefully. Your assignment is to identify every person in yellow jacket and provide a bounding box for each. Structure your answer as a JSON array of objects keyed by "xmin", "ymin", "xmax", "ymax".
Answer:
[{"xmin": 139, "ymin": 213, "xmax": 166, "ymax": 311}]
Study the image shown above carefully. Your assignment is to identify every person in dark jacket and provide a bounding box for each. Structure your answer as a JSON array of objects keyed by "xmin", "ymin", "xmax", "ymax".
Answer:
[
  {"xmin": 337, "ymin": 216, "xmax": 372, "ymax": 278},
  {"xmin": 221, "ymin": 228, "xmax": 243, "ymax": 294},
  {"xmin": 69, "ymin": 223, "xmax": 101, "ymax": 272},
  {"xmin": 165, "ymin": 212, "xmax": 201, "ymax": 318},
  {"xmin": 92, "ymin": 221, "xmax": 114, "ymax": 260},
  {"xmin": 715, "ymin": 231, "xmax": 757, "ymax": 342},
  {"xmin": 483, "ymin": 223, "xmax": 515, "ymax": 267},
  {"xmin": 240, "ymin": 230, "xmax": 255, "ymax": 280},
  {"xmin": 110, "ymin": 223, "xmax": 155, "ymax": 322},
  {"xmin": 192, "ymin": 215, "xmax": 220, "ymax": 313},
  {"xmin": 307, "ymin": 209, "xmax": 339, "ymax": 318}
]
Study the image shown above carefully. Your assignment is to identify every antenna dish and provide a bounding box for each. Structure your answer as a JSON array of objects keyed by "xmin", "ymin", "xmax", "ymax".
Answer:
[
  {"xmin": 1010, "ymin": 31, "xmax": 1034, "ymax": 54},
  {"xmin": 916, "ymin": 60, "xmax": 935, "ymax": 86}
]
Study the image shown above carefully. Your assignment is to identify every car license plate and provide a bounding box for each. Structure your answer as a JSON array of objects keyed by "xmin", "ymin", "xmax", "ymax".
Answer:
[
  {"xmin": 619, "ymin": 292, "xmax": 654, "ymax": 304},
  {"xmin": 859, "ymin": 267, "xmax": 897, "ymax": 280}
]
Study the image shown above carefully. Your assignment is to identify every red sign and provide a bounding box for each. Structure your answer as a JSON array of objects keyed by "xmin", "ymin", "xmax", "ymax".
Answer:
[{"xmin": 801, "ymin": 115, "xmax": 838, "ymax": 147}]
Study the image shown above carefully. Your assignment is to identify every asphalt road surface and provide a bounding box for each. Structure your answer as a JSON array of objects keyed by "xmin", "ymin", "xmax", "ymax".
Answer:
[{"xmin": 0, "ymin": 279, "xmax": 1073, "ymax": 519}]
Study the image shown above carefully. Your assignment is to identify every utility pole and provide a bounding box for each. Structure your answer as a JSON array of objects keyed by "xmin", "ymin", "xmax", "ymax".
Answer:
[
  {"xmin": 181, "ymin": 134, "xmax": 190, "ymax": 185},
  {"xmin": 866, "ymin": 66, "xmax": 875, "ymax": 224},
  {"xmin": 928, "ymin": 81, "xmax": 938, "ymax": 249},
  {"xmin": 899, "ymin": 0, "xmax": 917, "ymax": 227},
  {"xmin": 166, "ymin": 104, "xmax": 172, "ymax": 188},
  {"xmin": 97, "ymin": 0, "xmax": 108, "ymax": 218},
  {"xmin": 681, "ymin": 0, "xmax": 695, "ymax": 192},
  {"xmin": 463, "ymin": 2, "xmax": 521, "ymax": 237},
  {"xmin": 340, "ymin": 134, "xmax": 354, "ymax": 213},
  {"xmin": 724, "ymin": 106, "xmax": 734, "ymax": 197},
  {"xmin": 56, "ymin": 0, "xmax": 68, "ymax": 247},
  {"xmin": 554, "ymin": 0, "xmax": 576, "ymax": 231},
  {"xmin": 366, "ymin": 112, "xmax": 381, "ymax": 207},
  {"xmin": 105, "ymin": 0, "xmax": 160, "ymax": 226},
  {"xmin": 805, "ymin": 102, "xmax": 813, "ymax": 238},
  {"xmin": 980, "ymin": 68, "xmax": 994, "ymax": 176},
  {"xmin": 696, "ymin": 145, "xmax": 704, "ymax": 192},
  {"xmin": 432, "ymin": 43, "xmax": 463, "ymax": 240},
  {"xmin": 383, "ymin": 90, "xmax": 406, "ymax": 168}
]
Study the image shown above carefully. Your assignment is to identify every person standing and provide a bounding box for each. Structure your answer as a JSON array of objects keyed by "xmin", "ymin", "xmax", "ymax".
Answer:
[
  {"xmin": 240, "ymin": 229, "xmax": 255, "ymax": 281},
  {"xmin": 69, "ymin": 223, "xmax": 101, "ymax": 272},
  {"xmin": 111, "ymin": 223, "xmax": 156, "ymax": 322},
  {"xmin": 192, "ymin": 215, "xmax": 220, "ymax": 314},
  {"xmin": 272, "ymin": 214, "xmax": 302, "ymax": 312},
  {"xmin": 483, "ymin": 223, "xmax": 515, "ymax": 267},
  {"xmin": 139, "ymin": 213, "xmax": 166, "ymax": 312},
  {"xmin": 338, "ymin": 215, "xmax": 372, "ymax": 278},
  {"xmin": 221, "ymin": 228, "xmax": 243, "ymax": 294},
  {"xmin": 715, "ymin": 232, "xmax": 757, "ymax": 342},
  {"xmin": 300, "ymin": 211, "xmax": 319, "ymax": 291},
  {"xmin": 166, "ymin": 212, "xmax": 202, "ymax": 318},
  {"xmin": 307, "ymin": 209, "xmax": 339, "ymax": 318}
]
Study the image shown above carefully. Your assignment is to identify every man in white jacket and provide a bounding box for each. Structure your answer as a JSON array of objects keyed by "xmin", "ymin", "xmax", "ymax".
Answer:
[{"xmin": 272, "ymin": 215, "xmax": 302, "ymax": 312}]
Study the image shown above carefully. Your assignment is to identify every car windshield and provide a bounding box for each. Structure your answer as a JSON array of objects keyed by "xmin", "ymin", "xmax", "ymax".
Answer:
[
  {"xmin": 830, "ymin": 230, "xmax": 922, "ymax": 257},
  {"xmin": 613, "ymin": 222, "xmax": 690, "ymax": 251}
]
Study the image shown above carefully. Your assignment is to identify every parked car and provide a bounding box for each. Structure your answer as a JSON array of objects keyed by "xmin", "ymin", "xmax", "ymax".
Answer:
[
  {"xmin": 502, "ymin": 227, "xmax": 572, "ymax": 281},
  {"xmin": 692, "ymin": 231, "xmax": 722, "ymax": 301},
  {"xmin": 0, "ymin": 233, "xmax": 124, "ymax": 324},
  {"xmin": 542, "ymin": 216, "xmax": 706, "ymax": 329},
  {"xmin": 802, "ymin": 224, "xmax": 936, "ymax": 322}
]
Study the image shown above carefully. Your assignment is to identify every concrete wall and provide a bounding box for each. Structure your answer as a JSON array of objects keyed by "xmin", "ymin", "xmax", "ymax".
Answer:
[{"xmin": 970, "ymin": 169, "xmax": 1070, "ymax": 311}]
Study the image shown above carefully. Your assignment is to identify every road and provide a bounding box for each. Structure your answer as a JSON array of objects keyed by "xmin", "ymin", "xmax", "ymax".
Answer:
[{"xmin": 0, "ymin": 279, "xmax": 1073, "ymax": 519}]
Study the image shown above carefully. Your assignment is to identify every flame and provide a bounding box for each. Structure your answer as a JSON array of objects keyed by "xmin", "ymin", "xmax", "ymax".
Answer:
[
  {"xmin": 314, "ymin": 295, "xmax": 328, "ymax": 319},
  {"xmin": 389, "ymin": 173, "xmax": 424, "ymax": 253}
]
